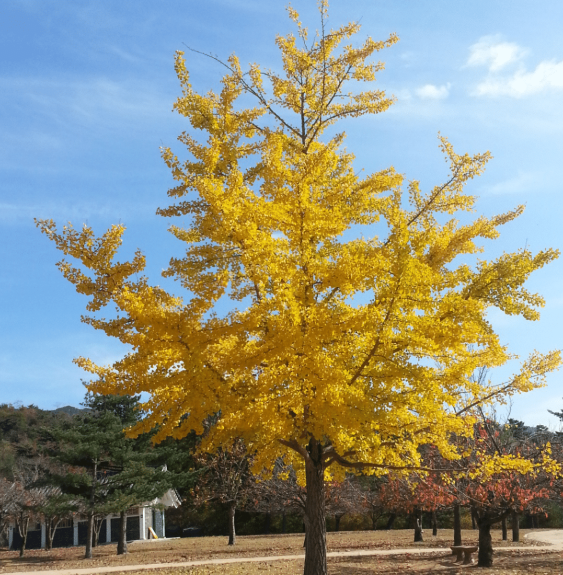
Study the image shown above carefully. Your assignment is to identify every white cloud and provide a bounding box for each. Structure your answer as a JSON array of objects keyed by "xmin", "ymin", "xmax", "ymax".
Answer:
[
  {"xmin": 467, "ymin": 35, "xmax": 563, "ymax": 98},
  {"xmin": 415, "ymin": 83, "xmax": 451, "ymax": 100},
  {"xmin": 467, "ymin": 36, "xmax": 526, "ymax": 72},
  {"xmin": 474, "ymin": 60, "xmax": 563, "ymax": 97}
]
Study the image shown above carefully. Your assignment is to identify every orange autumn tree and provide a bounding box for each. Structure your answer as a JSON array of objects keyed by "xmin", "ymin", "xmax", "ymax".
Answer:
[{"xmin": 37, "ymin": 3, "xmax": 560, "ymax": 575}]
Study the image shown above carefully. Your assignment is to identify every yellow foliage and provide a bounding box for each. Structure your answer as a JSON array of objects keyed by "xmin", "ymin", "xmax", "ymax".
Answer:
[{"xmin": 36, "ymin": 3, "xmax": 559, "ymax": 479}]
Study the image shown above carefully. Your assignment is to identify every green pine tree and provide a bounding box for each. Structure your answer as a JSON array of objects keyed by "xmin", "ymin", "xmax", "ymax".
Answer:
[{"xmin": 47, "ymin": 407, "xmax": 126, "ymax": 558}]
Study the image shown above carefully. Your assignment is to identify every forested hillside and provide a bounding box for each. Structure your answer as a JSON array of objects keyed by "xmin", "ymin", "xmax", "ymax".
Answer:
[{"xmin": 0, "ymin": 403, "xmax": 74, "ymax": 477}]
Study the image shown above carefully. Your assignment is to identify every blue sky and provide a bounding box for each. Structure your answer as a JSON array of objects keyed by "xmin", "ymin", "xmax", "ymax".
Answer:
[{"xmin": 2, "ymin": 0, "xmax": 563, "ymax": 427}]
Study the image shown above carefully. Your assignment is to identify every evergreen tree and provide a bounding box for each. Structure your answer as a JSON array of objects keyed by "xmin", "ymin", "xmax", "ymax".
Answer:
[
  {"xmin": 43, "ymin": 393, "xmax": 194, "ymax": 556},
  {"xmin": 548, "ymin": 401, "xmax": 563, "ymax": 423},
  {"xmin": 48, "ymin": 408, "xmax": 126, "ymax": 558},
  {"xmin": 80, "ymin": 393, "xmax": 176, "ymax": 555},
  {"xmin": 507, "ymin": 419, "xmax": 527, "ymax": 440}
]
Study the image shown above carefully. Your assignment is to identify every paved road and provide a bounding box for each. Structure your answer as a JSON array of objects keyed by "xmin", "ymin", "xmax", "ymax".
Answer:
[
  {"xmin": 2, "ymin": 531, "xmax": 560, "ymax": 575},
  {"xmin": 524, "ymin": 529, "xmax": 563, "ymax": 549}
]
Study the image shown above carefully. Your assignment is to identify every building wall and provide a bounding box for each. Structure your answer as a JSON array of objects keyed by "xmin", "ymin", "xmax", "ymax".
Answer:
[
  {"xmin": 153, "ymin": 509, "xmax": 165, "ymax": 538},
  {"xmin": 112, "ymin": 515, "xmax": 140, "ymax": 542},
  {"xmin": 10, "ymin": 526, "xmax": 41, "ymax": 551},
  {"xmin": 52, "ymin": 526, "xmax": 74, "ymax": 548},
  {"xmin": 9, "ymin": 512, "xmax": 142, "ymax": 550},
  {"xmin": 144, "ymin": 507, "xmax": 153, "ymax": 539}
]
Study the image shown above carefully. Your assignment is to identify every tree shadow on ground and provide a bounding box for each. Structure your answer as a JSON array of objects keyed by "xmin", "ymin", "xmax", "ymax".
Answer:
[
  {"xmin": 328, "ymin": 553, "xmax": 459, "ymax": 575},
  {"xmin": 328, "ymin": 552, "xmax": 563, "ymax": 575}
]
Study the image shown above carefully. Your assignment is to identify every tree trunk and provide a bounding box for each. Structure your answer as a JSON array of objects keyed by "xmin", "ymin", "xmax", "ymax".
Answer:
[
  {"xmin": 227, "ymin": 502, "xmax": 236, "ymax": 546},
  {"xmin": 477, "ymin": 519, "xmax": 494, "ymax": 567},
  {"xmin": 92, "ymin": 523, "xmax": 97, "ymax": 548},
  {"xmin": 117, "ymin": 510, "xmax": 128, "ymax": 555},
  {"xmin": 85, "ymin": 510, "xmax": 94, "ymax": 559},
  {"xmin": 17, "ymin": 515, "xmax": 29, "ymax": 558},
  {"xmin": 303, "ymin": 439, "xmax": 327, "ymax": 575},
  {"xmin": 46, "ymin": 521, "xmax": 53, "ymax": 551},
  {"xmin": 453, "ymin": 504, "xmax": 462, "ymax": 548},
  {"xmin": 45, "ymin": 517, "xmax": 57, "ymax": 551},
  {"xmin": 281, "ymin": 511, "xmax": 286, "ymax": 534},
  {"xmin": 85, "ymin": 462, "xmax": 96, "ymax": 559},
  {"xmin": 371, "ymin": 513, "xmax": 377, "ymax": 531},
  {"xmin": 512, "ymin": 511, "xmax": 520, "ymax": 542},
  {"xmin": 264, "ymin": 512, "xmax": 271, "ymax": 535},
  {"xmin": 93, "ymin": 516, "xmax": 104, "ymax": 548},
  {"xmin": 19, "ymin": 530, "xmax": 28, "ymax": 557},
  {"xmin": 413, "ymin": 509, "xmax": 423, "ymax": 542},
  {"xmin": 431, "ymin": 510, "xmax": 437, "ymax": 537},
  {"xmin": 385, "ymin": 513, "xmax": 396, "ymax": 530},
  {"xmin": 501, "ymin": 516, "xmax": 507, "ymax": 541},
  {"xmin": 334, "ymin": 514, "xmax": 343, "ymax": 532},
  {"xmin": 471, "ymin": 507, "xmax": 477, "ymax": 529}
]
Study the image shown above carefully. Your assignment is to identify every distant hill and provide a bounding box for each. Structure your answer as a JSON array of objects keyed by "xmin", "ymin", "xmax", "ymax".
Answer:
[
  {"xmin": 0, "ymin": 403, "xmax": 73, "ymax": 460},
  {"xmin": 50, "ymin": 405, "xmax": 87, "ymax": 417}
]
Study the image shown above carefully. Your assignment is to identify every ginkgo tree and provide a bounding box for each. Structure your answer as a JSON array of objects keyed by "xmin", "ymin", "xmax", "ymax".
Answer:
[{"xmin": 37, "ymin": 3, "xmax": 560, "ymax": 575}]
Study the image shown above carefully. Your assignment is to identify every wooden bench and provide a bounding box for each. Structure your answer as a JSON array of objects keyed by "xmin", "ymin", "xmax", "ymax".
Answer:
[{"xmin": 450, "ymin": 545, "xmax": 478, "ymax": 565}]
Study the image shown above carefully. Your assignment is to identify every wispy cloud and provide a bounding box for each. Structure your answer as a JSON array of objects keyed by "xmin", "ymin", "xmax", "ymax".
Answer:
[
  {"xmin": 2, "ymin": 130, "xmax": 64, "ymax": 153},
  {"xmin": 466, "ymin": 35, "xmax": 526, "ymax": 72},
  {"xmin": 399, "ymin": 51, "xmax": 416, "ymax": 66},
  {"xmin": 485, "ymin": 306, "xmax": 524, "ymax": 328},
  {"xmin": 474, "ymin": 60, "xmax": 563, "ymax": 98},
  {"xmin": 544, "ymin": 295, "xmax": 563, "ymax": 309},
  {"xmin": 105, "ymin": 45, "xmax": 143, "ymax": 63},
  {"xmin": 486, "ymin": 172, "xmax": 538, "ymax": 195},
  {"xmin": 415, "ymin": 83, "xmax": 451, "ymax": 100},
  {"xmin": 0, "ymin": 335, "xmax": 131, "ymax": 409},
  {"xmin": 0, "ymin": 200, "xmax": 155, "ymax": 225},
  {"xmin": 393, "ymin": 88, "xmax": 413, "ymax": 102},
  {"xmin": 0, "ymin": 74, "xmax": 175, "ymax": 173},
  {"xmin": 0, "ymin": 75, "xmax": 172, "ymax": 132}
]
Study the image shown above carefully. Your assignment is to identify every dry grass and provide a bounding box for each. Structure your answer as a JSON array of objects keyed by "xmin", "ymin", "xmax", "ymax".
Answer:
[{"xmin": 0, "ymin": 529, "xmax": 556, "ymax": 575}]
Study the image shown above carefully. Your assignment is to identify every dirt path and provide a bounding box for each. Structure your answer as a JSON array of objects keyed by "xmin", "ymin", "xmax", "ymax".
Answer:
[{"xmin": 2, "ymin": 532, "xmax": 559, "ymax": 575}]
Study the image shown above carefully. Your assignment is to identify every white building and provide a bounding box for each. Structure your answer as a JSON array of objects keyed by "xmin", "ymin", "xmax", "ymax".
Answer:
[{"xmin": 8, "ymin": 489, "xmax": 181, "ymax": 550}]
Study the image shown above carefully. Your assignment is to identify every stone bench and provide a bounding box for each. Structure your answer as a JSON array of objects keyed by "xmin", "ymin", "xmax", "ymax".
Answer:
[{"xmin": 451, "ymin": 545, "xmax": 478, "ymax": 565}]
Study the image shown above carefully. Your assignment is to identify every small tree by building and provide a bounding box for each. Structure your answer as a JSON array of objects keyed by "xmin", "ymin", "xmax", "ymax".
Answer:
[
  {"xmin": 11, "ymin": 458, "xmax": 44, "ymax": 557},
  {"xmin": 192, "ymin": 438, "xmax": 254, "ymax": 546},
  {"xmin": 0, "ymin": 478, "xmax": 17, "ymax": 547}
]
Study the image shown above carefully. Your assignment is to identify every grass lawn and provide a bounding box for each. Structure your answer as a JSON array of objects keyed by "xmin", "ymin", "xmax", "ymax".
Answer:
[{"xmin": 0, "ymin": 529, "xmax": 559, "ymax": 574}]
